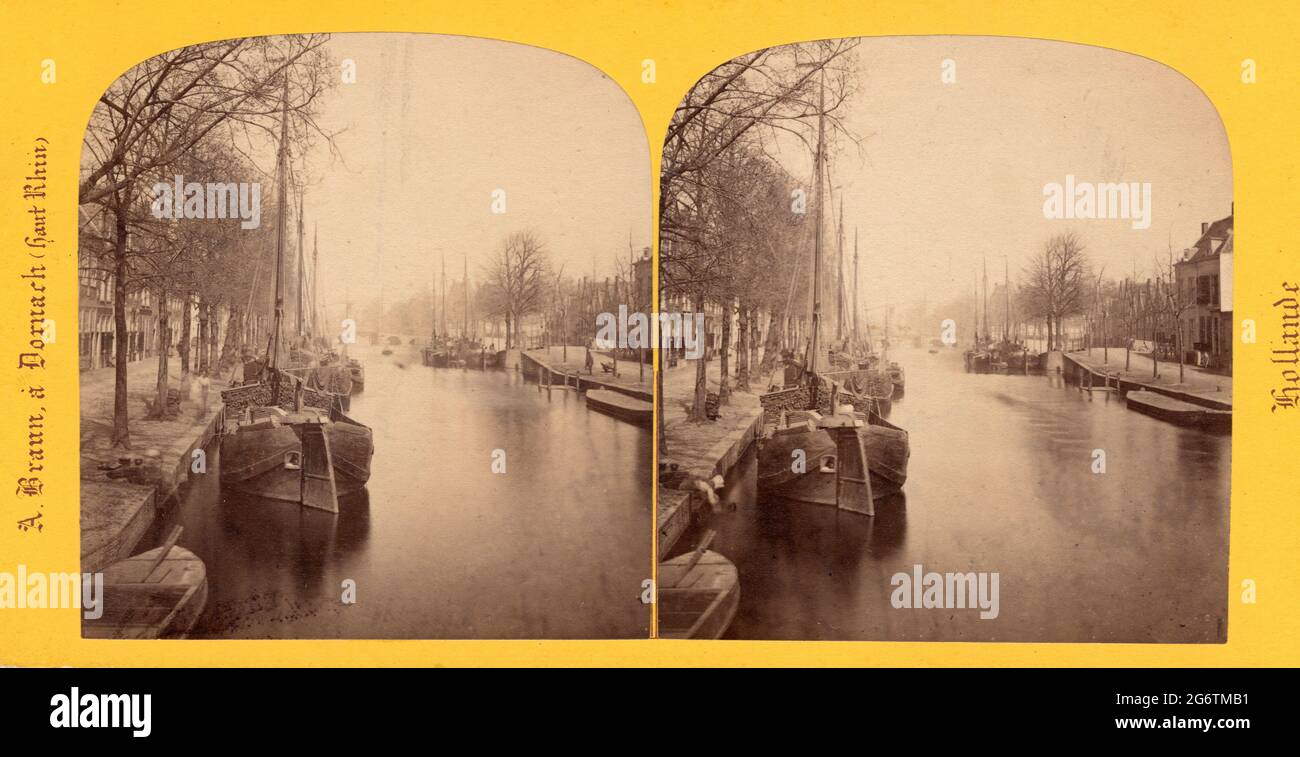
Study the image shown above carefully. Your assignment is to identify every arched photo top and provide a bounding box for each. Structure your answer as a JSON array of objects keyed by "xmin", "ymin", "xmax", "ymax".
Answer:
[
  {"xmin": 656, "ymin": 35, "xmax": 1232, "ymax": 646},
  {"xmin": 76, "ymin": 32, "xmax": 655, "ymax": 642}
]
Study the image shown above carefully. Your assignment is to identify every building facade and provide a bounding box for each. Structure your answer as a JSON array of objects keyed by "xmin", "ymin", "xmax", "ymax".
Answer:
[{"xmin": 1174, "ymin": 210, "xmax": 1233, "ymax": 373}]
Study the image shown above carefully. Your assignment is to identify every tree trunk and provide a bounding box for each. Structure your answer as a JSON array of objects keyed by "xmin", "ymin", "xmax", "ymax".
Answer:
[
  {"xmin": 111, "ymin": 204, "xmax": 130, "ymax": 448},
  {"xmin": 1154, "ymin": 309, "xmax": 1163, "ymax": 379},
  {"xmin": 1177, "ymin": 315, "xmax": 1185, "ymax": 383},
  {"xmin": 178, "ymin": 296, "xmax": 191, "ymax": 379},
  {"xmin": 152, "ymin": 287, "xmax": 171, "ymax": 419},
  {"xmin": 208, "ymin": 303, "xmax": 220, "ymax": 375},
  {"xmin": 197, "ymin": 302, "xmax": 210, "ymax": 375},
  {"xmin": 690, "ymin": 291, "xmax": 709, "ymax": 421},
  {"xmin": 718, "ymin": 299, "xmax": 732, "ymax": 405},
  {"xmin": 758, "ymin": 308, "xmax": 784, "ymax": 380},
  {"xmin": 736, "ymin": 301, "xmax": 751, "ymax": 393},
  {"xmin": 657, "ymin": 361, "xmax": 667, "ymax": 455},
  {"xmin": 220, "ymin": 305, "xmax": 243, "ymax": 376}
]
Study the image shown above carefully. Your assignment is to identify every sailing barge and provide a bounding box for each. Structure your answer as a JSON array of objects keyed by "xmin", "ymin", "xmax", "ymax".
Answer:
[
  {"xmin": 752, "ymin": 70, "xmax": 909, "ymax": 516},
  {"xmin": 217, "ymin": 70, "xmax": 373, "ymax": 514}
]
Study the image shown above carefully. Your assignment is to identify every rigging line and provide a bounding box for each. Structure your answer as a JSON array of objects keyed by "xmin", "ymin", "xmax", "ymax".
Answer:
[
  {"xmin": 781, "ymin": 162, "xmax": 819, "ymax": 318},
  {"xmin": 782, "ymin": 210, "xmax": 810, "ymax": 317}
]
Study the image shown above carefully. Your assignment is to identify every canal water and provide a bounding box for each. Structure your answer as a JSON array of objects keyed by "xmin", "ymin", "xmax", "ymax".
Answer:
[
  {"xmin": 671, "ymin": 345, "xmax": 1230, "ymax": 643},
  {"xmin": 157, "ymin": 342, "xmax": 652, "ymax": 639}
]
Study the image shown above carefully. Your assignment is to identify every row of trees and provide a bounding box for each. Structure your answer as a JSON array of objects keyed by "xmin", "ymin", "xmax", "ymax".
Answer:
[
  {"xmin": 973, "ymin": 231, "xmax": 1202, "ymax": 382},
  {"xmin": 660, "ymin": 39, "xmax": 860, "ymax": 431},
  {"xmin": 356, "ymin": 229, "xmax": 646, "ymax": 354},
  {"xmin": 79, "ymin": 36, "xmax": 334, "ymax": 447}
]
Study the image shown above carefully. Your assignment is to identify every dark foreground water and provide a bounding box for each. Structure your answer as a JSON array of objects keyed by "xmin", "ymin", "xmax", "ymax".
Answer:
[
  {"xmin": 156, "ymin": 343, "xmax": 651, "ymax": 639},
  {"xmin": 671, "ymin": 345, "xmax": 1230, "ymax": 643}
]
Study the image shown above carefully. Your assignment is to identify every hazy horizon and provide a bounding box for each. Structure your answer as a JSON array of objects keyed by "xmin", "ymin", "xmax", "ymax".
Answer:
[
  {"xmin": 301, "ymin": 33, "xmax": 651, "ymax": 320},
  {"xmin": 762, "ymin": 36, "xmax": 1232, "ymax": 322}
]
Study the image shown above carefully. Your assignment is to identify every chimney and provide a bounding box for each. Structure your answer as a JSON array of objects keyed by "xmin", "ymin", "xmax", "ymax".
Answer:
[{"xmin": 1201, "ymin": 222, "xmax": 1209, "ymax": 235}]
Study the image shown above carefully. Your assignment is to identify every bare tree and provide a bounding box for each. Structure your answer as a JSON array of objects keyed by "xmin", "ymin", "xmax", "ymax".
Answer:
[
  {"xmin": 1154, "ymin": 245, "xmax": 1195, "ymax": 383},
  {"xmin": 483, "ymin": 230, "xmax": 550, "ymax": 349},
  {"xmin": 79, "ymin": 35, "xmax": 334, "ymax": 447},
  {"xmin": 1020, "ymin": 232, "xmax": 1090, "ymax": 351},
  {"xmin": 660, "ymin": 40, "xmax": 857, "ymax": 422}
]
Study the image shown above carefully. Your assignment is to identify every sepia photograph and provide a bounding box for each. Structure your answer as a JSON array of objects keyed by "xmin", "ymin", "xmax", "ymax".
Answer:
[
  {"xmin": 76, "ymin": 32, "xmax": 653, "ymax": 639},
  {"xmin": 656, "ymin": 36, "xmax": 1231, "ymax": 642}
]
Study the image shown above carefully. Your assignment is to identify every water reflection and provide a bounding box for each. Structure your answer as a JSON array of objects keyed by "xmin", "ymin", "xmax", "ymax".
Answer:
[{"xmin": 155, "ymin": 343, "xmax": 651, "ymax": 639}]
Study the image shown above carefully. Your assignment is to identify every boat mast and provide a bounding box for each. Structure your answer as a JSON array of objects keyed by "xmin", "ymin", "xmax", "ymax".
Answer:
[
  {"xmin": 836, "ymin": 196, "xmax": 844, "ymax": 343},
  {"xmin": 982, "ymin": 255, "xmax": 988, "ymax": 342},
  {"xmin": 342, "ymin": 297, "xmax": 350, "ymax": 361},
  {"xmin": 852, "ymin": 226, "xmax": 859, "ymax": 350},
  {"xmin": 883, "ymin": 306, "xmax": 890, "ymax": 362},
  {"xmin": 463, "ymin": 254, "xmax": 469, "ymax": 340},
  {"xmin": 269, "ymin": 66, "xmax": 290, "ymax": 403},
  {"xmin": 808, "ymin": 70, "xmax": 825, "ymax": 374},
  {"xmin": 311, "ymin": 224, "xmax": 319, "ymax": 339},
  {"xmin": 440, "ymin": 254, "xmax": 446, "ymax": 339},
  {"xmin": 296, "ymin": 190, "xmax": 305, "ymax": 338},
  {"xmin": 1003, "ymin": 256, "xmax": 1010, "ymax": 342}
]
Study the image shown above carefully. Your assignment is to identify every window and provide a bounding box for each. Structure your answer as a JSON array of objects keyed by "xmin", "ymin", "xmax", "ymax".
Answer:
[{"xmin": 1197, "ymin": 275, "xmax": 1212, "ymax": 305}]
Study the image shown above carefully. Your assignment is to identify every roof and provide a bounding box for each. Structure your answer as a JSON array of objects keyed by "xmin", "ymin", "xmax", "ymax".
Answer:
[{"xmin": 1181, "ymin": 213, "xmax": 1233, "ymax": 263}]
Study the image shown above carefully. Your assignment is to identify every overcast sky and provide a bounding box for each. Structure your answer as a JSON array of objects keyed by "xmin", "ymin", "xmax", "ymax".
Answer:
[
  {"xmin": 768, "ymin": 35, "xmax": 1232, "ymax": 318},
  {"xmin": 301, "ymin": 33, "xmax": 651, "ymax": 314}
]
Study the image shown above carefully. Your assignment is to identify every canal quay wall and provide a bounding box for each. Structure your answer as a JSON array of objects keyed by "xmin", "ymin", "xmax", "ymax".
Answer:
[
  {"xmin": 1061, "ymin": 350, "xmax": 1232, "ymax": 412},
  {"xmin": 521, "ymin": 347, "xmax": 653, "ymax": 403},
  {"xmin": 80, "ymin": 359, "xmax": 227, "ymax": 573},
  {"xmin": 657, "ymin": 361, "xmax": 765, "ymax": 559}
]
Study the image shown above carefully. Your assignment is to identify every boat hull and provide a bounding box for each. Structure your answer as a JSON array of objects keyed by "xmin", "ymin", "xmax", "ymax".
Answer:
[
  {"xmin": 83, "ymin": 544, "xmax": 208, "ymax": 639},
  {"xmin": 658, "ymin": 550, "xmax": 740, "ymax": 640},
  {"xmin": 1126, "ymin": 389, "xmax": 1231, "ymax": 432},
  {"xmin": 757, "ymin": 421, "xmax": 909, "ymax": 504},
  {"xmin": 585, "ymin": 389, "xmax": 653, "ymax": 426},
  {"xmin": 220, "ymin": 416, "xmax": 373, "ymax": 502}
]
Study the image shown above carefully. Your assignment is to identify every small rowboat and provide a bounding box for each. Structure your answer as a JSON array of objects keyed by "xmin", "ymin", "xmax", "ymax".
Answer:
[
  {"xmin": 585, "ymin": 389, "xmax": 652, "ymax": 426},
  {"xmin": 658, "ymin": 531, "xmax": 739, "ymax": 640},
  {"xmin": 83, "ymin": 526, "xmax": 208, "ymax": 639}
]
